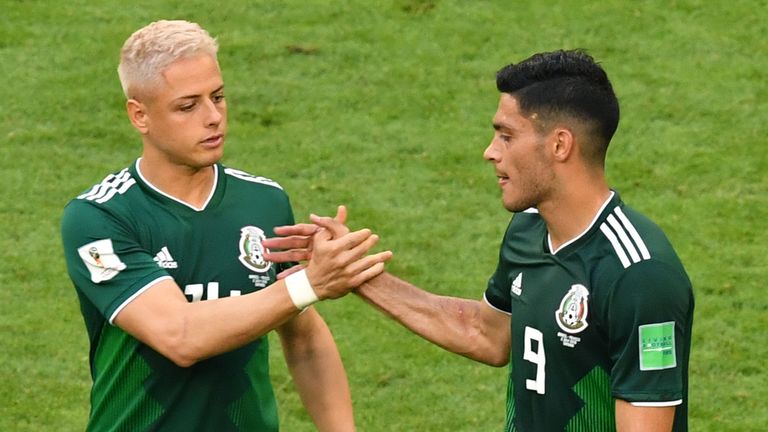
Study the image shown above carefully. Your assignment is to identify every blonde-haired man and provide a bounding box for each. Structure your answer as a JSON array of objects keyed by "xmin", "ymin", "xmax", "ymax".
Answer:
[{"xmin": 62, "ymin": 20, "xmax": 389, "ymax": 431}]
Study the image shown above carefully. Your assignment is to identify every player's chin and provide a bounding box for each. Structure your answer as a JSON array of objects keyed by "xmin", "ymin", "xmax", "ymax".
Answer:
[
  {"xmin": 201, "ymin": 145, "xmax": 225, "ymax": 163},
  {"xmin": 501, "ymin": 197, "xmax": 533, "ymax": 213},
  {"xmin": 191, "ymin": 151, "xmax": 224, "ymax": 169}
]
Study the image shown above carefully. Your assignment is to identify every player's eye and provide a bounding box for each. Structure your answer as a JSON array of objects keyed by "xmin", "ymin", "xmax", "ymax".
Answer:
[
  {"xmin": 213, "ymin": 93, "xmax": 225, "ymax": 103},
  {"xmin": 179, "ymin": 103, "xmax": 196, "ymax": 112}
]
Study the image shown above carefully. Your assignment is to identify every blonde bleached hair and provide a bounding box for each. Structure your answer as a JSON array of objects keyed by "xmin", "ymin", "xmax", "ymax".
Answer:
[{"xmin": 117, "ymin": 20, "xmax": 219, "ymax": 98}]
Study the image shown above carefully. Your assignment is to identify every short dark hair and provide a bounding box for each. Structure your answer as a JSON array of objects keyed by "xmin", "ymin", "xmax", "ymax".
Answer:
[{"xmin": 496, "ymin": 49, "xmax": 619, "ymax": 165}]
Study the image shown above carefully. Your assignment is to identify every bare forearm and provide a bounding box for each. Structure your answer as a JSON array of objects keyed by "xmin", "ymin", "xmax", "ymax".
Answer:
[
  {"xmin": 279, "ymin": 311, "xmax": 354, "ymax": 432},
  {"xmin": 179, "ymin": 282, "xmax": 300, "ymax": 363},
  {"xmin": 116, "ymin": 279, "xmax": 301, "ymax": 367},
  {"xmin": 356, "ymin": 272, "xmax": 509, "ymax": 366},
  {"xmin": 615, "ymin": 400, "xmax": 675, "ymax": 432}
]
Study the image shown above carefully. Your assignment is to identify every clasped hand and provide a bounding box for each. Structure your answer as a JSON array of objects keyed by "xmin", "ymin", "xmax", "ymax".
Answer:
[{"xmin": 262, "ymin": 206, "xmax": 391, "ymax": 300}]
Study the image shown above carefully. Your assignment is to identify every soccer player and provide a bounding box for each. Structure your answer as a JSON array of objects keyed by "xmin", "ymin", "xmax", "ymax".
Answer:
[
  {"xmin": 61, "ymin": 20, "xmax": 391, "ymax": 431},
  {"xmin": 265, "ymin": 50, "xmax": 694, "ymax": 431}
]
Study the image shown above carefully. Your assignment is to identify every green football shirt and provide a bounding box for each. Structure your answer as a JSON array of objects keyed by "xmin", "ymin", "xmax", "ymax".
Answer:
[
  {"xmin": 484, "ymin": 192, "xmax": 694, "ymax": 432},
  {"xmin": 61, "ymin": 159, "xmax": 295, "ymax": 431}
]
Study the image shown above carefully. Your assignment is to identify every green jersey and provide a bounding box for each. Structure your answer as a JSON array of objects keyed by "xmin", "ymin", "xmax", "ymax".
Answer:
[
  {"xmin": 61, "ymin": 159, "xmax": 295, "ymax": 431},
  {"xmin": 484, "ymin": 192, "xmax": 693, "ymax": 432}
]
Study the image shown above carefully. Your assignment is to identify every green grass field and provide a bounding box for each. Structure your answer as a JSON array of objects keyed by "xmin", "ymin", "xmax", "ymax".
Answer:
[{"xmin": 1, "ymin": 0, "xmax": 766, "ymax": 430}]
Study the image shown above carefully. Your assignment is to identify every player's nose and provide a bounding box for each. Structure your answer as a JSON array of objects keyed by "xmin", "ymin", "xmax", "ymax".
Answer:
[
  {"xmin": 483, "ymin": 140, "xmax": 500, "ymax": 162},
  {"xmin": 203, "ymin": 98, "xmax": 223, "ymax": 127}
]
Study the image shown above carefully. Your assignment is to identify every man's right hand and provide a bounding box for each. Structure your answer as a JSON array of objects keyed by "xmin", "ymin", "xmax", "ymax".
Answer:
[
  {"xmin": 265, "ymin": 206, "xmax": 391, "ymax": 299},
  {"xmin": 305, "ymin": 223, "xmax": 390, "ymax": 300}
]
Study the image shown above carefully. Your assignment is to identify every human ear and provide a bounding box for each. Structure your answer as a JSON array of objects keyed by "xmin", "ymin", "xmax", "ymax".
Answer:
[
  {"xmin": 552, "ymin": 128, "xmax": 574, "ymax": 162},
  {"xmin": 126, "ymin": 99, "xmax": 149, "ymax": 134}
]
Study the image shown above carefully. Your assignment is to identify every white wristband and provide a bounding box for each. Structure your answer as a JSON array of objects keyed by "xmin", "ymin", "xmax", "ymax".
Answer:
[{"xmin": 285, "ymin": 269, "xmax": 319, "ymax": 310}]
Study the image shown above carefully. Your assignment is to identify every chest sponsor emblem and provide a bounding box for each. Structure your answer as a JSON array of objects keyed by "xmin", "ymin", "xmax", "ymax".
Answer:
[
  {"xmin": 555, "ymin": 284, "xmax": 590, "ymax": 334},
  {"xmin": 510, "ymin": 273, "xmax": 523, "ymax": 296},
  {"xmin": 238, "ymin": 226, "xmax": 272, "ymax": 273},
  {"xmin": 153, "ymin": 246, "xmax": 178, "ymax": 269}
]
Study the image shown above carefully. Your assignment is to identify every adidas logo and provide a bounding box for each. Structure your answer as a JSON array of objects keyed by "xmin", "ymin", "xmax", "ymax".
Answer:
[
  {"xmin": 511, "ymin": 273, "xmax": 523, "ymax": 296},
  {"xmin": 153, "ymin": 246, "xmax": 178, "ymax": 269}
]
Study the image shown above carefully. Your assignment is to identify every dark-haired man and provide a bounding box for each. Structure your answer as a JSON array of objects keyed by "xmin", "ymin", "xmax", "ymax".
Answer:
[{"xmin": 265, "ymin": 50, "xmax": 694, "ymax": 431}]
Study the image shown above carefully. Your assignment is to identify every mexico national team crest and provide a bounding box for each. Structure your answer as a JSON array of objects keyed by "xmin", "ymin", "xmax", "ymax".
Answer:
[
  {"xmin": 238, "ymin": 226, "xmax": 271, "ymax": 273},
  {"xmin": 555, "ymin": 284, "xmax": 590, "ymax": 334}
]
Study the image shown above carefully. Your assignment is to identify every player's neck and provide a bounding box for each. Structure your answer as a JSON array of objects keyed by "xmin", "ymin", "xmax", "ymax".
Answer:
[
  {"xmin": 538, "ymin": 175, "xmax": 611, "ymax": 253},
  {"xmin": 138, "ymin": 157, "xmax": 216, "ymax": 209}
]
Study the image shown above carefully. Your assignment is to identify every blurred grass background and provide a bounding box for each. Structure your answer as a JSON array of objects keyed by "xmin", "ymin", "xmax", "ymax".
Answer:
[{"xmin": 0, "ymin": 0, "xmax": 766, "ymax": 430}]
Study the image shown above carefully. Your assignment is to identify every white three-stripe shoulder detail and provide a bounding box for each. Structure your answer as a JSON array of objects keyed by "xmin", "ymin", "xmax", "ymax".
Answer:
[
  {"xmin": 600, "ymin": 206, "xmax": 651, "ymax": 269},
  {"xmin": 224, "ymin": 168, "xmax": 283, "ymax": 190},
  {"xmin": 78, "ymin": 169, "xmax": 136, "ymax": 204},
  {"xmin": 600, "ymin": 224, "xmax": 631, "ymax": 268},
  {"xmin": 614, "ymin": 207, "xmax": 650, "ymax": 259}
]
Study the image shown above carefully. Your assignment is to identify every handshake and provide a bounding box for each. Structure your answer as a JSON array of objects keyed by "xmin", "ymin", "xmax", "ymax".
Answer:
[{"xmin": 262, "ymin": 205, "xmax": 391, "ymax": 307}]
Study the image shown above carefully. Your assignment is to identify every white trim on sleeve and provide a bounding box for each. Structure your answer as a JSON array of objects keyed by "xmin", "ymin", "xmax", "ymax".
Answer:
[
  {"xmin": 109, "ymin": 275, "xmax": 174, "ymax": 324},
  {"xmin": 483, "ymin": 293, "xmax": 512, "ymax": 316},
  {"xmin": 630, "ymin": 400, "xmax": 682, "ymax": 407}
]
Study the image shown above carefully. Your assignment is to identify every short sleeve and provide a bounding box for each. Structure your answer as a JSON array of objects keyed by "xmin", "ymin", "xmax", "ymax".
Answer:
[
  {"xmin": 484, "ymin": 268, "xmax": 512, "ymax": 313},
  {"xmin": 61, "ymin": 200, "xmax": 169, "ymax": 323},
  {"xmin": 606, "ymin": 259, "xmax": 693, "ymax": 403},
  {"xmin": 483, "ymin": 214, "xmax": 538, "ymax": 314}
]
